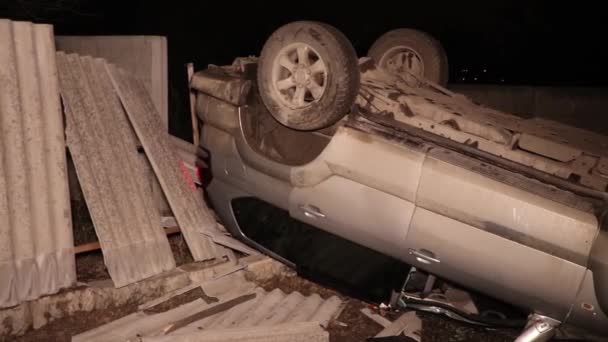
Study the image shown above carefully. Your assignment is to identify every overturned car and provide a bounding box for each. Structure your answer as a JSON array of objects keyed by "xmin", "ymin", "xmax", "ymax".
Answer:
[{"xmin": 191, "ymin": 21, "xmax": 608, "ymax": 340}]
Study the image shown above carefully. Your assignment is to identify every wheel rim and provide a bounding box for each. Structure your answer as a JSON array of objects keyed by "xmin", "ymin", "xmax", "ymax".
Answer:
[
  {"xmin": 379, "ymin": 46, "xmax": 424, "ymax": 77},
  {"xmin": 271, "ymin": 43, "xmax": 328, "ymax": 109}
]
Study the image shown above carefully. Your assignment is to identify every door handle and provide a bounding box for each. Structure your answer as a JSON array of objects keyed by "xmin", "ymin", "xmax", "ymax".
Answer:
[
  {"xmin": 298, "ymin": 204, "xmax": 326, "ymax": 219},
  {"xmin": 409, "ymin": 248, "xmax": 440, "ymax": 264}
]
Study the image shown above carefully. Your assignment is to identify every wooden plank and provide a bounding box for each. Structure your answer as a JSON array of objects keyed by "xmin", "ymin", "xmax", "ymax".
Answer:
[
  {"xmin": 106, "ymin": 64, "xmax": 227, "ymax": 261},
  {"xmin": 75, "ymin": 227, "xmax": 181, "ymax": 254},
  {"xmin": 360, "ymin": 308, "xmax": 391, "ymax": 328},
  {"xmin": 187, "ymin": 63, "xmax": 200, "ymax": 146}
]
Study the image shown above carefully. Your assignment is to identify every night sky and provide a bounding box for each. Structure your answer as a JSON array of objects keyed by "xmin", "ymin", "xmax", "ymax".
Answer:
[
  {"xmin": 3, "ymin": 1, "xmax": 607, "ymax": 85},
  {"xmin": 2, "ymin": 1, "xmax": 607, "ymax": 136}
]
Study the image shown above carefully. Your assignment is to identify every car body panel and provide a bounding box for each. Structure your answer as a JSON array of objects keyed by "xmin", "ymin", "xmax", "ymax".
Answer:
[
  {"xmin": 290, "ymin": 127, "xmax": 427, "ymax": 201},
  {"xmin": 417, "ymin": 148, "xmax": 598, "ymax": 266},
  {"xmin": 404, "ymin": 206, "xmax": 586, "ymax": 320},
  {"xmin": 358, "ymin": 65, "xmax": 608, "ymax": 192},
  {"xmin": 290, "ymin": 175, "xmax": 416, "ymax": 259},
  {"xmin": 568, "ymin": 268, "xmax": 608, "ymax": 335}
]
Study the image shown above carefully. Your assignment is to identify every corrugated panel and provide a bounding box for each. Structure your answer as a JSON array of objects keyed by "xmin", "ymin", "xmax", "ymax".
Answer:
[
  {"xmin": 72, "ymin": 277, "xmax": 342, "ymax": 341},
  {"xmin": 56, "ymin": 52, "xmax": 176, "ymax": 287},
  {"xmin": 0, "ymin": 20, "xmax": 75, "ymax": 308},
  {"xmin": 106, "ymin": 65, "xmax": 228, "ymax": 261},
  {"xmin": 145, "ymin": 322, "xmax": 329, "ymax": 342},
  {"xmin": 183, "ymin": 287, "xmax": 344, "ymax": 331},
  {"xmin": 72, "ymin": 298, "xmax": 212, "ymax": 342},
  {"xmin": 55, "ymin": 35, "xmax": 171, "ymax": 216}
]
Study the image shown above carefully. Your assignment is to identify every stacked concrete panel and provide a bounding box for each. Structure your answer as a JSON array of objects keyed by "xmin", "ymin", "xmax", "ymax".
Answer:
[
  {"xmin": 56, "ymin": 53, "xmax": 176, "ymax": 287},
  {"xmin": 0, "ymin": 20, "xmax": 75, "ymax": 308}
]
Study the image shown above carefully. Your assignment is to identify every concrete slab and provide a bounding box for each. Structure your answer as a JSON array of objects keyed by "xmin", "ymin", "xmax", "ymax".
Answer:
[{"xmin": 0, "ymin": 19, "xmax": 75, "ymax": 309}]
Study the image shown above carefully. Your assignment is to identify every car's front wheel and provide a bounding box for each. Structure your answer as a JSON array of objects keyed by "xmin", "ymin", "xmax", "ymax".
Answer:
[{"xmin": 257, "ymin": 21, "xmax": 360, "ymax": 131}]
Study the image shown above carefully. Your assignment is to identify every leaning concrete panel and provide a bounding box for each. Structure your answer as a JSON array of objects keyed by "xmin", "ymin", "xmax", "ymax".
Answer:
[
  {"xmin": 55, "ymin": 35, "xmax": 170, "ymax": 216},
  {"xmin": 106, "ymin": 65, "xmax": 226, "ymax": 261},
  {"xmin": 56, "ymin": 52, "xmax": 176, "ymax": 287},
  {"xmin": 0, "ymin": 20, "xmax": 75, "ymax": 308}
]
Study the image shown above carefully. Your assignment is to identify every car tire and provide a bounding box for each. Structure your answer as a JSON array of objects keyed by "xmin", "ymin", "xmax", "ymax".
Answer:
[
  {"xmin": 368, "ymin": 28, "xmax": 449, "ymax": 86},
  {"xmin": 257, "ymin": 21, "xmax": 360, "ymax": 131}
]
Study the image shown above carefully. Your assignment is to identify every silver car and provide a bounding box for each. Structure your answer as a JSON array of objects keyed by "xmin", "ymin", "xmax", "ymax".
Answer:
[{"xmin": 191, "ymin": 21, "xmax": 608, "ymax": 341}]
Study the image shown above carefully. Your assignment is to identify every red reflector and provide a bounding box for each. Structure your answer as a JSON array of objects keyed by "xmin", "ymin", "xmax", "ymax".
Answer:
[{"xmin": 196, "ymin": 166, "xmax": 203, "ymax": 183}]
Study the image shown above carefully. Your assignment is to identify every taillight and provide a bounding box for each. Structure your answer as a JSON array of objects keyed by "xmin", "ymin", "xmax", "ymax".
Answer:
[{"xmin": 196, "ymin": 166, "xmax": 203, "ymax": 185}]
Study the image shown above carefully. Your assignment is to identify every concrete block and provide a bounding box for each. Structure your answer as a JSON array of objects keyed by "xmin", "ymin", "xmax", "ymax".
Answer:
[
  {"xmin": 27, "ymin": 268, "xmax": 190, "ymax": 331},
  {"xmin": 0, "ymin": 302, "xmax": 31, "ymax": 337},
  {"xmin": 243, "ymin": 256, "xmax": 291, "ymax": 281}
]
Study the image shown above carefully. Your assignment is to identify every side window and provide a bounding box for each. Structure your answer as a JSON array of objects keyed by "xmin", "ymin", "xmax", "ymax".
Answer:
[{"xmin": 231, "ymin": 197, "xmax": 410, "ymax": 302}]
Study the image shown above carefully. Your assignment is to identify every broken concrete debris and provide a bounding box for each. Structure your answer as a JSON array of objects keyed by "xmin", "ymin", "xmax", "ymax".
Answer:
[
  {"xmin": 143, "ymin": 322, "xmax": 329, "ymax": 342},
  {"xmin": 375, "ymin": 311, "xmax": 422, "ymax": 342},
  {"xmin": 138, "ymin": 263, "xmax": 248, "ymax": 311},
  {"xmin": 72, "ymin": 259, "xmax": 342, "ymax": 342},
  {"xmin": 0, "ymin": 255, "xmax": 285, "ymax": 338},
  {"xmin": 56, "ymin": 50, "xmax": 256, "ymax": 287},
  {"xmin": 361, "ymin": 307, "xmax": 392, "ymax": 328},
  {"xmin": 361, "ymin": 307, "xmax": 422, "ymax": 341}
]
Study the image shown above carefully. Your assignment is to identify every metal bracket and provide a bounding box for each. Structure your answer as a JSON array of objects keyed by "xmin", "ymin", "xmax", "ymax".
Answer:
[{"xmin": 514, "ymin": 313, "xmax": 560, "ymax": 342}]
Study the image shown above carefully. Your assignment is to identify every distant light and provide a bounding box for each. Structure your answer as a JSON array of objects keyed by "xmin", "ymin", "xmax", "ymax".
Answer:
[
  {"xmin": 482, "ymin": 69, "xmax": 487, "ymax": 73},
  {"xmin": 501, "ymin": 78, "xmax": 505, "ymax": 82},
  {"xmin": 474, "ymin": 77, "xmax": 478, "ymax": 81},
  {"xmin": 461, "ymin": 77, "xmax": 466, "ymax": 81}
]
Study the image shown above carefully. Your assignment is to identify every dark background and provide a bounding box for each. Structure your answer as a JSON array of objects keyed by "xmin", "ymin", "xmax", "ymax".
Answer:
[{"xmin": 2, "ymin": 1, "xmax": 607, "ymax": 137}]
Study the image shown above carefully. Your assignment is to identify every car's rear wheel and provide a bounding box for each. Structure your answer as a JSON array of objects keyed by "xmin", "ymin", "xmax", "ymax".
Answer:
[
  {"xmin": 368, "ymin": 28, "xmax": 449, "ymax": 86},
  {"xmin": 257, "ymin": 21, "xmax": 360, "ymax": 131}
]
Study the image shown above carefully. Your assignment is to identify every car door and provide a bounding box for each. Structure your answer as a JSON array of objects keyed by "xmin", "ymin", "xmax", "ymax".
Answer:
[
  {"xmin": 288, "ymin": 126, "xmax": 427, "ymax": 261},
  {"xmin": 403, "ymin": 148, "xmax": 595, "ymax": 319}
]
